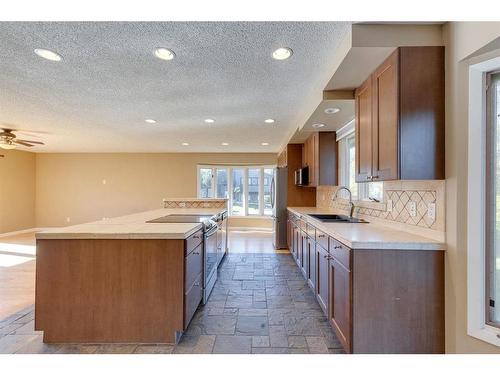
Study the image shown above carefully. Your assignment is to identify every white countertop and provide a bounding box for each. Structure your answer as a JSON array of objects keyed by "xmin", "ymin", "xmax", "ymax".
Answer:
[
  {"xmin": 288, "ymin": 207, "xmax": 446, "ymax": 251},
  {"xmin": 36, "ymin": 208, "xmax": 227, "ymax": 240}
]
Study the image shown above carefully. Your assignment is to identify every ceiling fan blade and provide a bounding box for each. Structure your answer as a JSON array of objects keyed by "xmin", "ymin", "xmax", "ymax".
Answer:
[
  {"xmin": 16, "ymin": 139, "xmax": 44, "ymax": 145},
  {"xmin": 13, "ymin": 140, "xmax": 35, "ymax": 147}
]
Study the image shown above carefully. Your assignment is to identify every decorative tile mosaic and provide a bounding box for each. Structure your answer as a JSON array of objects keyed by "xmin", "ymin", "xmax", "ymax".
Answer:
[
  {"xmin": 163, "ymin": 200, "xmax": 227, "ymax": 209},
  {"xmin": 316, "ymin": 183, "xmax": 444, "ymax": 231}
]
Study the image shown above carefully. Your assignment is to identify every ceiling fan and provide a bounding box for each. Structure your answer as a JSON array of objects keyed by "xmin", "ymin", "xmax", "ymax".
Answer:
[{"xmin": 0, "ymin": 129, "xmax": 45, "ymax": 150}]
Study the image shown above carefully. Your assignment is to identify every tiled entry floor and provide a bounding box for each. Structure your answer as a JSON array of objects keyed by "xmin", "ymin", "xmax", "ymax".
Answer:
[{"xmin": 0, "ymin": 253, "xmax": 344, "ymax": 354}]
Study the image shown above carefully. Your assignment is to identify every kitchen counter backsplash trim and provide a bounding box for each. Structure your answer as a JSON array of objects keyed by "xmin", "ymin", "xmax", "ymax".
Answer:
[{"xmin": 163, "ymin": 199, "xmax": 227, "ymax": 209}]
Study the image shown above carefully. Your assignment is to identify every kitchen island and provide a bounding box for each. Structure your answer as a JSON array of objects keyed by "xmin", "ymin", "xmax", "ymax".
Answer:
[{"xmin": 35, "ymin": 205, "xmax": 227, "ymax": 344}]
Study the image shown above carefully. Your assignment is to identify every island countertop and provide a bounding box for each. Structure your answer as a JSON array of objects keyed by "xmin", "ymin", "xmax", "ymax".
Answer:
[
  {"xmin": 35, "ymin": 207, "xmax": 227, "ymax": 240},
  {"xmin": 288, "ymin": 207, "xmax": 446, "ymax": 251}
]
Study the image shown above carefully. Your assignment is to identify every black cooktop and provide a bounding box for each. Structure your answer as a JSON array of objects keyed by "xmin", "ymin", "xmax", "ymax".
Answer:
[{"xmin": 146, "ymin": 214, "xmax": 213, "ymax": 223}]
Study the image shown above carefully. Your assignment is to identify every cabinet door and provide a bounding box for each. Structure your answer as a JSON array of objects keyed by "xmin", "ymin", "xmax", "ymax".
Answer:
[
  {"xmin": 372, "ymin": 50, "xmax": 399, "ymax": 181},
  {"xmin": 310, "ymin": 133, "xmax": 319, "ymax": 187},
  {"xmin": 301, "ymin": 232, "xmax": 308, "ymax": 278},
  {"xmin": 308, "ymin": 238, "xmax": 316, "ymax": 291},
  {"xmin": 329, "ymin": 258, "xmax": 352, "ymax": 353},
  {"xmin": 355, "ymin": 75, "xmax": 373, "ymax": 182},
  {"xmin": 292, "ymin": 226, "xmax": 299, "ymax": 261},
  {"xmin": 316, "ymin": 245, "xmax": 329, "ymax": 315}
]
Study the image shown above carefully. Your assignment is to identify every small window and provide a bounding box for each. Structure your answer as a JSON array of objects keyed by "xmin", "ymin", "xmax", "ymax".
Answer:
[
  {"xmin": 232, "ymin": 168, "xmax": 245, "ymax": 216},
  {"xmin": 247, "ymin": 168, "xmax": 260, "ymax": 215},
  {"xmin": 339, "ymin": 132, "xmax": 358, "ymax": 199},
  {"xmin": 216, "ymin": 169, "xmax": 228, "ymax": 199},
  {"xmin": 199, "ymin": 168, "xmax": 213, "ymax": 198},
  {"xmin": 487, "ymin": 72, "xmax": 500, "ymax": 327}
]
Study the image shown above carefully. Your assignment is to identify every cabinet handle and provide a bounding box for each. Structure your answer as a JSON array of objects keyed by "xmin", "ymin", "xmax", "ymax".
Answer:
[
  {"xmin": 318, "ymin": 234, "xmax": 326, "ymax": 238},
  {"xmin": 366, "ymin": 175, "xmax": 372, "ymax": 180},
  {"xmin": 193, "ymin": 235, "xmax": 200, "ymax": 239},
  {"xmin": 372, "ymin": 175, "xmax": 379, "ymax": 180},
  {"xmin": 194, "ymin": 282, "xmax": 200, "ymax": 287},
  {"xmin": 333, "ymin": 245, "xmax": 341, "ymax": 249},
  {"xmin": 193, "ymin": 251, "xmax": 200, "ymax": 255}
]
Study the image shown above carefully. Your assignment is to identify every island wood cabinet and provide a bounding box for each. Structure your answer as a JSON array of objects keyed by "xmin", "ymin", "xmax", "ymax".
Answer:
[
  {"xmin": 301, "ymin": 131, "xmax": 338, "ymax": 187},
  {"xmin": 35, "ymin": 227, "xmax": 206, "ymax": 344},
  {"xmin": 355, "ymin": 46, "xmax": 445, "ymax": 183},
  {"xmin": 287, "ymin": 211, "xmax": 444, "ymax": 354}
]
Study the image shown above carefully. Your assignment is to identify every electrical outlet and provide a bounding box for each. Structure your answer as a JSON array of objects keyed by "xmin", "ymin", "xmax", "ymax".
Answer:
[
  {"xmin": 427, "ymin": 202, "xmax": 436, "ymax": 221},
  {"xmin": 66, "ymin": 217, "xmax": 71, "ymax": 223},
  {"xmin": 102, "ymin": 179, "xmax": 107, "ymax": 185},
  {"xmin": 408, "ymin": 201, "xmax": 417, "ymax": 217},
  {"xmin": 386, "ymin": 199, "xmax": 393, "ymax": 212}
]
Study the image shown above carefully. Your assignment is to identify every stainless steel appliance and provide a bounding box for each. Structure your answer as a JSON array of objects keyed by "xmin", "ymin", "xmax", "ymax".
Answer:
[
  {"xmin": 203, "ymin": 219, "xmax": 218, "ymax": 303},
  {"xmin": 215, "ymin": 211, "xmax": 228, "ymax": 266},
  {"xmin": 294, "ymin": 166, "xmax": 309, "ymax": 186},
  {"xmin": 271, "ymin": 167, "xmax": 288, "ymax": 249},
  {"xmin": 146, "ymin": 212, "xmax": 225, "ymax": 304}
]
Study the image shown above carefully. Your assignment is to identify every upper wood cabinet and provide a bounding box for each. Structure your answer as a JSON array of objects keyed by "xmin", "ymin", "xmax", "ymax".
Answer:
[
  {"xmin": 302, "ymin": 131, "xmax": 337, "ymax": 187},
  {"xmin": 355, "ymin": 46, "xmax": 445, "ymax": 183}
]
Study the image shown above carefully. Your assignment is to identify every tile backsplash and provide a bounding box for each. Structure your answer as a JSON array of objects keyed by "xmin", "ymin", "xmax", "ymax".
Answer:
[
  {"xmin": 163, "ymin": 199, "xmax": 227, "ymax": 209},
  {"xmin": 316, "ymin": 180, "xmax": 445, "ymax": 233}
]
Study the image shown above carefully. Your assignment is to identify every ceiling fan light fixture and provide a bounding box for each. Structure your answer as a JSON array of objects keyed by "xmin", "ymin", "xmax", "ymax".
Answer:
[{"xmin": 0, "ymin": 141, "xmax": 16, "ymax": 150}]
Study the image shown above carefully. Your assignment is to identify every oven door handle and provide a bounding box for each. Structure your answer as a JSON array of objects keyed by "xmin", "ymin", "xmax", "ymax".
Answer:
[{"xmin": 205, "ymin": 226, "xmax": 218, "ymax": 237}]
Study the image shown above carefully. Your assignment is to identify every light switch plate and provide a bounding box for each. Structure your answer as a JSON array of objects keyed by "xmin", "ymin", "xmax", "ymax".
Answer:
[
  {"xmin": 387, "ymin": 199, "xmax": 393, "ymax": 212},
  {"xmin": 427, "ymin": 202, "xmax": 436, "ymax": 221},
  {"xmin": 408, "ymin": 201, "xmax": 417, "ymax": 217}
]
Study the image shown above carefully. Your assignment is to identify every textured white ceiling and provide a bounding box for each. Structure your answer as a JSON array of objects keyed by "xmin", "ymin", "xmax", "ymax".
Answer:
[{"xmin": 0, "ymin": 22, "xmax": 350, "ymax": 153}]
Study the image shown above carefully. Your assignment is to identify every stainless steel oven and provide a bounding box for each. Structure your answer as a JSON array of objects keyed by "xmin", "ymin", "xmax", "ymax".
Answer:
[{"xmin": 203, "ymin": 220, "xmax": 218, "ymax": 304}]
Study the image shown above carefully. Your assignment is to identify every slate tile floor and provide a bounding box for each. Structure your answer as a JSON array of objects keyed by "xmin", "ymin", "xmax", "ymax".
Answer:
[{"xmin": 0, "ymin": 253, "xmax": 344, "ymax": 354}]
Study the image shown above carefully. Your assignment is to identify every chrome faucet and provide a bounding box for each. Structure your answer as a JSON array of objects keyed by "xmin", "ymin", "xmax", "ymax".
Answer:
[{"xmin": 333, "ymin": 186, "xmax": 355, "ymax": 218}]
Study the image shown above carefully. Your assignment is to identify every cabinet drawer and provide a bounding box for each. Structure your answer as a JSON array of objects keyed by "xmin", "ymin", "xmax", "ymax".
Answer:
[
  {"xmin": 185, "ymin": 228, "xmax": 203, "ymax": 255},
  {"xmin": 306, "ymin": 223, "xmax": 316, "ymax": 240},
  {"xmin": 316, "ymin": 229, "xmax": 329, "ymax": 251},
  {"xmin": 329, "ymin": 238, "xmax": 351, "ymax": 270},
  {"xmin": 184, "ymin": 273, "xmax": 202, "ymax": 329},
  {"xmin": 185, "ymin": 243, "xmax": 203, "ymax": 290}
]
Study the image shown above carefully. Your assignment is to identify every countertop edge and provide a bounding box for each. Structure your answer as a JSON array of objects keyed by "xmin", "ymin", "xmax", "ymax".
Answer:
[{"xmin": 287, "ymin": 207, "xmax": 446, "ymax": 251}]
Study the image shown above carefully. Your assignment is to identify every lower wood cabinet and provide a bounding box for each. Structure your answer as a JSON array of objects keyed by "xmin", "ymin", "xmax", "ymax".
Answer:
[
  {"xmin": 287, "ymin": 211, "xmax": 445, "ymax": 354},
  {"xmin": 307, "ymin": 237, "xmax": 316, "ymax": 291},
  {"xmin": 316, "ymin": 245, "xmax": 329, "ymax": 315},
  {"xmin": 329, "ymin": 257, "xmax": 352, "ymax": 352}
]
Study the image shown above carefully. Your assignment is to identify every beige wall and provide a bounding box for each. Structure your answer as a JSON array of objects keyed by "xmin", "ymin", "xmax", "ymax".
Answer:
[
  {"xmin": 443, "ymin": 22, "xmax": 500, "ymax": 353},
  {"xmin": 35, "ymin": 153, "xmax": 276, "ymax": 227},
  {"xmin": 0, "ymin": 149, "xmax": 36, "ymax": 234}
]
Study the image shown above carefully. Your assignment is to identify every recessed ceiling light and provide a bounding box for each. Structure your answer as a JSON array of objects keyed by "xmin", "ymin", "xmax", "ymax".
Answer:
[
  {"xmin": 272, "ymin": 47, "xmax": 293, "ymax": 60},
  {"xmin": 154, "ymin": 47, "xmax": 176, "ymax": 61},
  {"xmin": 221, "ymin": 142, "xmax": 229, "ymax": 146},
  {"xmin": 324, "ymin": 107, "xmax": 340, "ymax": 114},
  {"xmin": 261, "ymin": 142, "xmax": 270, "ymax": 146},
  {"xmin": 181, "ymin": 142, "xmax": 189, "ymax": 146},
  {"xmin": 312, "ymin": 123, "xmax": 325, "ymax": 128},
  {"xmin": 145, "ymin": 119, "xmax": 156, "ymax": 124},
  {"xmin": 204, "ymin": 118, "xmax": 215, "ymax": 124},
  {"xmin": 264, "ymin": 119, "xmax": 275, "ymax": 124},
  {"xmin": 34, "ymin": 48, "xmax": 62, "ymax": 62}
]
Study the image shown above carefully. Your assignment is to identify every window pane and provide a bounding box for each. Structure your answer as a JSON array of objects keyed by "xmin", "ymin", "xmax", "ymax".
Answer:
[
  {"xmin": 216, "ymin": 169, "xmax": 228, "ymax": 199},
  {"xmin": 264, "ymin": 168, "xmax": 274, "ymax": 216},
  {"xmin": 368, "ymin": 182, "xmax": 384, "ymax": 201},
  {"xmin": 199, "ymin": 168, "xmax": 213, "ymax": 198},
  {"xmin": 232, "ymin": 169, "xmax": 244, "ymax": 216},
  {"xmin": 489, "ymin": 74, "xmax": 500, "ymax": 325},
  {"xmin": 248, "ymin": 168, "xmax": 260, "ymax": 215},
  {"xmin": 347, "ymin": 135, "xmax": 358, "ymax": 198}
]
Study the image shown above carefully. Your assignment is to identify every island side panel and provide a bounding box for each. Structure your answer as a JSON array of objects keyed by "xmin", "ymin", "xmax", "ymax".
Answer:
[
  {"xmin": 352, "ymin": 249, "xmax": 445, "ymax": 354},
  {"xmin": 35, "ymin": 238, "xmax": 185, "ymax": 343}
]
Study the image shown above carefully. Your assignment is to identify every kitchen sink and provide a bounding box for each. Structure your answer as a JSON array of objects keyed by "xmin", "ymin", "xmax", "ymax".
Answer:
[{"xmin": 308, "ymin": 214, "xmax": 368, "ymax": 223}]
